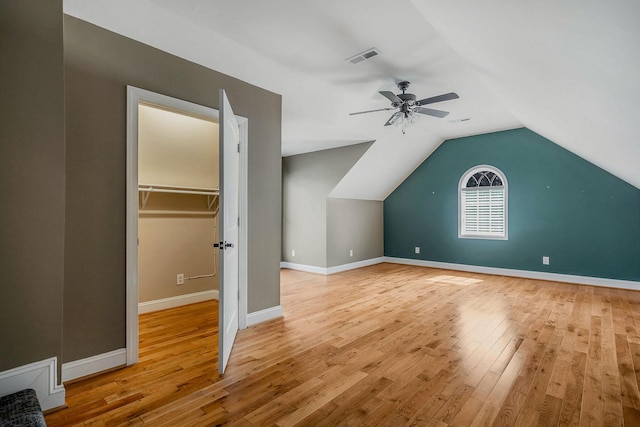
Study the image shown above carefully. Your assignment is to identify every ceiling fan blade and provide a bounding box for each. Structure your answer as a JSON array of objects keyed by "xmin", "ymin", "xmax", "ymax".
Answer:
[
  {"xmin": 416, "ymin": 92, "xmax": 459, "ymax": 105},
  {"xmin": 384, "ymin": 112, "xmax": 401, "ymax": 126},
  {"xmin": 379, "ymin": 91, "xmax": 402, "ymax": 103},
  {"xmin": 414, "ymin": 107, "xmax": 450, "ymax": 118},
  {"xmin": 349, "ymin": 107, "xmax": 395, "ymax": 116}
]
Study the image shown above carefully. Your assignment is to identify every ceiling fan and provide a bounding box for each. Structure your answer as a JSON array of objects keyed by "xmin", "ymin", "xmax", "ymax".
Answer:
[{"xmin": 350, "ymin": 81, "xmax": 459, "ymax": 131}]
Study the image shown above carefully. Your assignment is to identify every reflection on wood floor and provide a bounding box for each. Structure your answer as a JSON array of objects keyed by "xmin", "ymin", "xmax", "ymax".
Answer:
[{"xmin": 46, "ymin": 263, "xmax": 640, "ymax": 426}]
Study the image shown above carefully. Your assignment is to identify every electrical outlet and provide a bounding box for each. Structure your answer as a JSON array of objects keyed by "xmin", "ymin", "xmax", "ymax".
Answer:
[
  {"xmin": 291, "ymin": 249, "xmax": 295, "ymax": 257},
  {"xmin": 349, "ymin": 249, "xmax": 353, "ymax": 257},
  {"xmin": 177, "ymin": 273, "xmax": 184, "ymax": 285},
  {"xmin": 415, "ymin": 246, "xmax": 420, "ymax": 254},
  {"xmin": 542, "ymin": 256, "xmax": 550, "ymax": 265}
]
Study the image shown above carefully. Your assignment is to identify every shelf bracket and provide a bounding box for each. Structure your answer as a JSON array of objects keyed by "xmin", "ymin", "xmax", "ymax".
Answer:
[
  {"xmin": 207, "ymin": 194, "xmax": 218, "ymax": 210},
  {"xmin": 140, "ymin": 189, "xmax": 152, "ymax": 209}
]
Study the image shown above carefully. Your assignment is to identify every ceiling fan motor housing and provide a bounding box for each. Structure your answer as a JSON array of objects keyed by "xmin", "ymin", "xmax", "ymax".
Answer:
[{"xmin": 398, "ymin": 93, "xmax": 416, "ymax": 104}]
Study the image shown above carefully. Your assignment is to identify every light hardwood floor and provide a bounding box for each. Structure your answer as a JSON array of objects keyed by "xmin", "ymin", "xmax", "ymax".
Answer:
[{"xmin": 46, "ymin": 263, "xmax": 640, "ymax": 426}]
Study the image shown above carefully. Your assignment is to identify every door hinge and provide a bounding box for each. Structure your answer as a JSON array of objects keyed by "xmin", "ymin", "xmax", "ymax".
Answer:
[
  {"xmin": 238, "ymin": 217, "xmax": 240, "ymax": 227},
  {"xmin": 237, "ymin": 143, "xmax": 240, "ymax": 153}
]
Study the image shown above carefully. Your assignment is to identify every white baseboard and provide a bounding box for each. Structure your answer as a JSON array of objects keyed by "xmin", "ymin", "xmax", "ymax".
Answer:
[
  {"xmin": 62, "ymin": 348, "xmax": 127, "ymax": 383},
  {"xmin": 327, "ymin": 257, "xmax": 386, "ymax": 275},
  {"xmin": 247, "ymin": 305, "xmax": 283, "ymax": 326},
  {"xmin": 281, "ymin": 257, "xmax": 385, "ymax": 276},
  {"xmin": 138, "ymin": 289, "xmax": 219, "ymax": 314},
  {"xmin": 280, "ymin": 262, "xmax": 327, "ymax": 275},
  {"xmin": 281, "ymin": 256, "xmax": 639, "ymax": 290},
  {"xmin": 0, "ymin": 357, "xmax": 65, "ymax": 411},
  {"xmin": 384, "ymin": 257, "xmax": 640, "ymax": 290}
]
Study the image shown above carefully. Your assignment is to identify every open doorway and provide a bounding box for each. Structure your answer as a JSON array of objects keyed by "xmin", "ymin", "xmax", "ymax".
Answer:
[
  {"xmin": 137, "ymin": 103, "xmax": 220, "ymax": 313},
  {"xmin": 126, "ymin": 87, "xmax": 248, "ymax": 366}
]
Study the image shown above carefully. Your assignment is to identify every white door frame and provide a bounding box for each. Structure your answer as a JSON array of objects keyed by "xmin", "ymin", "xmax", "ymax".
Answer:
[{"xmin": 125, "ymin": 86, "xmax": 248, "ymax": 365}]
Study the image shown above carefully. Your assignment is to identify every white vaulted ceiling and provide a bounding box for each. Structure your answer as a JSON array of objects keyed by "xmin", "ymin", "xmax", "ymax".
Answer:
[{"xmin": 64, "ymin": 0, "xmax": 640, "ymax": 200}]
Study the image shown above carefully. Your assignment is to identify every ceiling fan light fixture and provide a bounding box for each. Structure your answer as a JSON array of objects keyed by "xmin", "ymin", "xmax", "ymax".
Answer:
[
  {"xmin": 390, "ymin": 109, "xmax": 419, "ymax": 134},
  {"xmin": 391, "ymin": 113, "xmax": 404, "ymax": 127}
]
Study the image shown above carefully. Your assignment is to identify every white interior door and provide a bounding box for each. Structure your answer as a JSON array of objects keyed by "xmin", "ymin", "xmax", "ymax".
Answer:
[{"xmin": 218, "ymin": 89, "xmax": 240, "ymax": 374}]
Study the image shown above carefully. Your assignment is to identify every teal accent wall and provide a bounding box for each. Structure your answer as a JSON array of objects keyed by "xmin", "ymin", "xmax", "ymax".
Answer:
[{"xmin": 384, "ymin": 128, "xmax": 640, "ymax": 281}]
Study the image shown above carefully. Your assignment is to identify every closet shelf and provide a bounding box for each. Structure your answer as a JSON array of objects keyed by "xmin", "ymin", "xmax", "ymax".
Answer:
[
  {"xmin": 138, "ymin": 210, "xmax": 216, "ymax": 216},
  {"xmin": 138, "ymin": 184, "xmax": 219, "ymax": 210}
]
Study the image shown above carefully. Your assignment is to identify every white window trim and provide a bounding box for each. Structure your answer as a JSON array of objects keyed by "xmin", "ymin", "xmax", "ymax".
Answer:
[{"xmin": 458, "ymin": 165, "xmax": 508, "ymax": 240}]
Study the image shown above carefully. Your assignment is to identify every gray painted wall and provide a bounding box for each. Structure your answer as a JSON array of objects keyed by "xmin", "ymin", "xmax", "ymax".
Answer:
[
  {"xmin": 63, "ymin": 16, "xmax": 282, "ymax": 361},
  {"xmin": 327, "ymin": 199, "xmax": 383, "ymax": 267},
  {"xmin": 0, "ymin": 1, "xmax": 65, "ymax": 373},
  {"xmin": 282, "ymin": 142, "xmax": 378, "ymax": 268}
]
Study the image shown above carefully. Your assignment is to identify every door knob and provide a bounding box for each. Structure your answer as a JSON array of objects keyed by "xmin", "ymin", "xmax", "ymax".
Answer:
[{"xmin": 213, "ymin": 241, "xmax": 234, "ymax": 249}]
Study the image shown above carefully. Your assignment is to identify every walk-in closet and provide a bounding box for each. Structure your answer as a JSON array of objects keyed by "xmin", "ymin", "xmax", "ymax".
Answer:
[{"xmin": 137, "ymin": 103, "xmax": 219, "ymax": 314}]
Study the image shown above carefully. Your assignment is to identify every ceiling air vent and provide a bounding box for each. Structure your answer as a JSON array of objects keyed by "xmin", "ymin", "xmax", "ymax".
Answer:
[{"xmin": 346, "ymin": 48, "xmax": 381, "ymax": 64}]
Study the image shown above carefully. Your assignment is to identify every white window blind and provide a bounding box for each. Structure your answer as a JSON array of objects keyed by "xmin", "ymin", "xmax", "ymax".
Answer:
[
  {"xmin": 459, "ymin": 166, "xmax": 508, "ymax": 240},
  {"xmin": 461, "ymin": 187, "xmax": 505, "ymax": 237}
]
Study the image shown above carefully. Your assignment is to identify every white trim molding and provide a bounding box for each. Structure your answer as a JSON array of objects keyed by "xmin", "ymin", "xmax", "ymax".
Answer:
[
  {"xmin": 280, "ymin": 262, "xmax": 328, "ymax": 275},
  {"xmin": 238, "ymin": 116, "xmax": 249, "ymax": 330},
  {"xmin": 62, "ymin": 349, "xmax": 127, "ymax": 383},
  {"xmin": 247, "ymin": 306, "xmax": 283, "ymax": 326},
  {"xmin": 459, "ymin": 165, "xmax": 508, "ymax": 240},
  {"xmin": 0, "ymin": 357, "xmax": 65, "ymax": 411},
  {"xmin": 385, "ymin": 257, "xmax": 640, "ymax": 290},
  {"xmin": 327, "ymin": 257, "xmax": 386, "ymax": 275},
  {"xmin": 138, "ymin": 290, "xmax": 219, "ymax": 314},
  {"xmin": 127, "ymin": 86, "xmax": 249, "ymax": 366},
  {"xmin": 280, "ymin": 257, "xmax": 386, "ymax": 276},
  {"xmin": 281, "ymin": 257, "xmax": 639, "ymax": 290}
]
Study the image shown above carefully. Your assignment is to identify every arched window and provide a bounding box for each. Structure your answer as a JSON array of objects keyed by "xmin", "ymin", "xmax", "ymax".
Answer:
[{"xmin": 459, "ymin": 165, "xmax": 508, "ymax": 239}]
